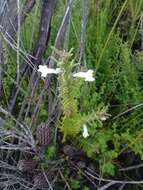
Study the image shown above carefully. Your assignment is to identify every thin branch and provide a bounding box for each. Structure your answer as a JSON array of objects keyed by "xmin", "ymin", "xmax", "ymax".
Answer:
[
  {"xmin": 32, "ymin": 0, "xmax": 55, "ymax": 66},
  {"xmin": 59, "ymin": 169, "xmax": 72, "ymax": 190},
  {"xmin": 49, "ymin": 0, "xmax": 73, "ymax": 66},
  {"xmin": 7, "ymin": 0, "xmax": 36, "ymax": 40},
  {"xmin": 29, "ymin": 0, "xmax": 73, "ymax": 127},
  {"xmin": 63, "ymin": 0, "xmax": 72, "ymax": 51},
  {"xmin": 16, "ymin": 0, "xmax": 20, "ymax": 83},
  {"xmin": 98, "ymin": 181, "xmax": 117, "ymax": 190},
  {"xmin": 85, "ymin": 170, "xmax": 143, "ymax": 184},
  {"xmin": 0, "ymin": 40, "xmax": 4, "ymax": 99},
  {"xmin": 119, "ymin": 184, "xmax": 126, "ymax": 190},
  {"xmin": 8, "ymin": 0, "xmax": 55, "ymax": 114},
  {"xmin": 79, "ymin": 0, "xmax": 87, "ymax": 65},
  {"xmin": 41, "ymin": 167, "xmax": 54, "ymax": 190},
  {"xmin": 119, "ymin": 163, "xmax": 143, "ymax": 171},
  {"xmin": 0, "ymin": 106, "xmax": 36, "ymax": 150},
  {"xmin": 113, "ymin": 102, "xmax": 143, "ymax": 119}
]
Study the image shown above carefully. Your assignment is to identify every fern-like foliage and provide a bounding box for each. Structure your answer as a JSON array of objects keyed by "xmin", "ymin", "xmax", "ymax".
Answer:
[{"xmin": 55, "ymin": 49, "xmax": 108, "ymax": 142}]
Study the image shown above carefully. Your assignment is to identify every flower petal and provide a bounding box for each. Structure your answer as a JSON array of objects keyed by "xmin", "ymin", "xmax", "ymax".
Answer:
[
  {"xmin": 82, "ymin": 125, "xmax": 89, "ymax": 138},
  {"xmin": 38, "ymin": 65, "xmax": 61, "ymax": 78},
  {"xmin": 73, "ymin": 70, "xmax": 95, "ymax": 82},
  {"xmin": 85, "ymin": 77, "xmax": 95, "ymax": 82}
]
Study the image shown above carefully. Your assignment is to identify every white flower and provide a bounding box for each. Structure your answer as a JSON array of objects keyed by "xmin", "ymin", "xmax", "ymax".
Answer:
[
  {"xmin": 38, "ymin": 65, "xmax": 61, "ymax": 78},
  {"xmin": 100, "ymin": 116, "xmax": 107, "ymax": 121},
  {"xmin": 73, "ymin": 70, "xmax": 95, "ymax": 82},
  {"xmin": 82, "ymin": 124, "xmax": 89, "ymax": 138}
]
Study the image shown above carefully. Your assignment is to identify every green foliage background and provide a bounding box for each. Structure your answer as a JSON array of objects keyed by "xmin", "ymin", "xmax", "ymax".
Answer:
[{"xmin": 1, "ymin": 0, "xmax": 143, "ymax": 177}]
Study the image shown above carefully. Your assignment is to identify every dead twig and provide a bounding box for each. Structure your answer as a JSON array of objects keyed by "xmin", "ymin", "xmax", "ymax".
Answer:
[
  {"xmin": 119, "ymin": 163, "xmax": 143, "ymax": 171},
  {"xmin": 85, "ymin": 170, "xmax": 143, "ymax": 185},
  {"xmin": 0, "ymin": 40, "xmax": 4, "ymax": 99},
  {"xmin": 59, "ymin": 169, "xmax": 72, "ymax": 190},
  {"xmin": 79, "ymin": 0, "xmax": 87, "ymax": 65},
  {"xmin": 98, "ymin": 181, "xmax": 117, "ymax": 190},
  {"xmin": 15, "ymin": 0, "xmax": 55, "ymax": 125},
  {"xmin": 6, "ymin": 0, "xmax": 36, "ymax": 40}
]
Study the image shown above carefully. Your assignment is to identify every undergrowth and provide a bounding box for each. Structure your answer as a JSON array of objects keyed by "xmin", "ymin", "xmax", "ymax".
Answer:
[{"xmin": 1, "ymin": 0, "xmax": 143, "ymax": 189}]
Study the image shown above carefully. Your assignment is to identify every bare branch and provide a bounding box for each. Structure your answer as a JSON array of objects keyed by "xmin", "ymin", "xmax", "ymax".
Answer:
[
  {"xmin": 79, "ymin": 0, "xmax": 87, "ymax": 64},
  {"xmin": 119, "ymin": 163, "xmax": 143, "ymax": 171},
  {"xmin": 63, "ymin": 0, "xmax": 73, "ymax": 51},
  {"xmin": 52, "ymin": 0, "xmax": 72, "ymax": 53},
  {"xmin": 32, "ymin": 0, "xmax": 55, "ymax": 66},
  {"xmin": 16, "ymin": 0, "xmax": 21, "ymax": 83},
  {"xmin": 4, "ymin": 0, "xmax": 36, "ymax": 40},
  {"xmin": 8, "ymin": 0, "xmax": 55, "ymax": 114},
  {"xmin": 98, "ymin": 181, "xmax": 117, "ymax": 190},
  {"xmin": 85, "ymin": 170, "xmax": 143, "ymax": 185},
  {"xmin": 0, "ymin": 40, "xmax": 4, "ymax": 99}
]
